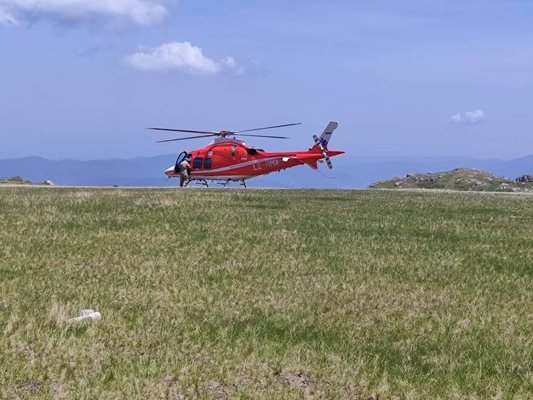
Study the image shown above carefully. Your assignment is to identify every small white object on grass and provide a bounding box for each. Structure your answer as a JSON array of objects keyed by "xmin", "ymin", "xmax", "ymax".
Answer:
[{"xmin": 68, "ymin": 309, "xmax": 101, "ymax": 322}]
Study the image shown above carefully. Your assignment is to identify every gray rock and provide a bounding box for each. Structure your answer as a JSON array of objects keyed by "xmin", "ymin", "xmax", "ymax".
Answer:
[{"xmin": 515, "ymin": 174, "xmax": 533, "ymax": 183}]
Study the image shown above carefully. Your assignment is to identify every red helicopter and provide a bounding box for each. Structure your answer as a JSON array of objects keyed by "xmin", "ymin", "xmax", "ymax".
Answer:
[{"xmin": 150, "ymin": 121, "xmax": 344, "ymax": 187}]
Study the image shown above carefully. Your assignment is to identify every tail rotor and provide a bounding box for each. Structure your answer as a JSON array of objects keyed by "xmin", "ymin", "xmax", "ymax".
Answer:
[
  {"xmin": 312, "ymin": 121, "xmax": 338, "ymax": 169},
  {"xmin": 313, "ymin": 134, "xmax": 333, "ymax": 169}
]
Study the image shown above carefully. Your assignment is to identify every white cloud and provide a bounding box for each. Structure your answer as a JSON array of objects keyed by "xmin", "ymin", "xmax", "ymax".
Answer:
[
  {"xmin": 126, "ymin": 42, "xmax": 244, "ymax": 76},
  {"xmin": 449, "ymin": 109, "xmax": 486, "ymax": 125},
  {"xmin": 220, "ymin": 56, "xmax": 245, "ymax": 75},
  {"xmin": 0, "ymin": 0, "xmax": 168, "ymax": 26},
  {"xmin": 0, "ymin": 5, "xmax": 16, "ymax": 25}
]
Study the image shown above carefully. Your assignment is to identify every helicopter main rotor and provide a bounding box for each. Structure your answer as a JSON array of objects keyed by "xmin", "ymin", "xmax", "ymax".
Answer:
[{"xmin": 148, "ymin": 122, "xmax": 302, "ymax": 143}]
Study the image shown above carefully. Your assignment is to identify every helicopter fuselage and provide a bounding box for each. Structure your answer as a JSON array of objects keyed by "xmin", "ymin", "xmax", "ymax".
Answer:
[{"xmin": 165, "ymin": 137, "xmax": 344, "ymax": 182}]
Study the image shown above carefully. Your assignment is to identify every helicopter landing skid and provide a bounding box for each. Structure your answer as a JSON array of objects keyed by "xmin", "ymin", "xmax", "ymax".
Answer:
[
  {"xmin": 216, "ymin": 179, "xmax": 231, "ymax": 187},
  {"xmin": 193, "ymin": 179, "xmax": 209, "ymax": 187},
  {"xmin": 214, "ymin": 179, "xmax": 247, "ymax": 188}
]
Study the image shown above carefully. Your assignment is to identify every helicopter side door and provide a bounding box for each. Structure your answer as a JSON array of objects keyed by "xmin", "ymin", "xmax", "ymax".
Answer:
[
  {"xmin": 234, "ymin": 145, "xmax": 248, "ymax": 161},
  {"xmin": 174, "ymin": 151, "xmax": 187, "ymax": 173}
]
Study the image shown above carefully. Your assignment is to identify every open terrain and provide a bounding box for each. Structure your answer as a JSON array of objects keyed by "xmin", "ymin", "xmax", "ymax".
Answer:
[{"xmin": 0, "ymin": 188, "xmax": 532, "ymax": 399}]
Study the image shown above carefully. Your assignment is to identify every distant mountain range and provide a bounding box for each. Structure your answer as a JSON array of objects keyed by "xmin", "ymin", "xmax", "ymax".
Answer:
[{"xmin": 0, "ymin": 154, "xmax": 531, "ymax": 188}]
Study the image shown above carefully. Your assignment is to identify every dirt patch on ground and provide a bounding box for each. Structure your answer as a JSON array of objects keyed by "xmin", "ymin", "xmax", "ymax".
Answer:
[
  {"xmin": 15, "ymin": 379, "xmax": 43, "ymax": 393},
  {"xmin": 281, "ymin": 370, "xmax": 315, "ymax": 391}
]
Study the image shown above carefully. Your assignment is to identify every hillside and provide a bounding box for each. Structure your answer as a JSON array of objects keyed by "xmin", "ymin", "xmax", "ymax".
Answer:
[
  {"xmin": 369, "ymin": 168, "xmax": 533, "ymax": 192},
  {"xmin": 0, "ymin": 176, "xmax": 33, "ymax": 185},
  {"xmin": 0, "ymin": 176, "xmax": 54, "ymax": 186},
  {"xmin": 0, "ymin": 188, "xmax": 531, "ymax": 399}
]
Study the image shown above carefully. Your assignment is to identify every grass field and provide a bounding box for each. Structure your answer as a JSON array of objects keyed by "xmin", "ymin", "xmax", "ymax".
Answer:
[{"xmin": 0, "ymin": 188, "xmax": 532, "ymax": 399}]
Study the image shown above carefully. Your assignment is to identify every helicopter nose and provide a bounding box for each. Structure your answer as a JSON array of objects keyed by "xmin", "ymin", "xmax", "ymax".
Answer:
[{"xmin": 165, "ymin": 166, "xmax": 175, "ymax": 177}]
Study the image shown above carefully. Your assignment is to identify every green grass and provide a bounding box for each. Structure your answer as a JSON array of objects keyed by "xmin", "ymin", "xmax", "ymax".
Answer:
[{"xmin": 0, "ymin": 188, "xmax": 532, "ymax": 399}]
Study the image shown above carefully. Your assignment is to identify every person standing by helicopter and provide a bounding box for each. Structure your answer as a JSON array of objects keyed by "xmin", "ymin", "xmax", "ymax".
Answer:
[{"xmin": 177, "ymin": 153, "xmax": 192, "ymax": 187}]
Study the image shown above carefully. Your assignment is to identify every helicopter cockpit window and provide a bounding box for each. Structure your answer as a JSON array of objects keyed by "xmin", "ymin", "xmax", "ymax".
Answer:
[
  {"xmin": 203, "ymin": 158, "xmax": 212, "ymax": 169},
  {"xmin": 193, "ymin": 157, "xmax": 203, "ymax": 169},
  {"xmin": 246, "ymin": 148, "xmax": 258, "ymax": 155}
]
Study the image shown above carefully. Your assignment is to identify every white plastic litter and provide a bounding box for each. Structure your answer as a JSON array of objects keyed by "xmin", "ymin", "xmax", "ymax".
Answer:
[{"xmin": 68, "ymin": 309, "xmax": 101, "ymax": 322}]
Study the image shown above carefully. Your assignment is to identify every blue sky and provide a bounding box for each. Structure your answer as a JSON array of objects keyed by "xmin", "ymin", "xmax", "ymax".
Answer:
[{"xmin": 1, "ymin": 0, "xmax": 532, "ymax": 160}]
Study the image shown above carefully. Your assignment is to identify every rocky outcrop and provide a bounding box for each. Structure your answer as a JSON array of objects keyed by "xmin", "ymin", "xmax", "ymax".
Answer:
[
  {"xmin": 0, "ymin": 176, "xmax": 32, "ymax": 184},
  {"xmin": 515, "ymin": 175, "xmax": 533, "ymax": 183},
  {"xmin": 0, "ymin": 176, "xmax": 54, "ymax": 186},
  {"xmin": 369, "ymin": 168, "xmax": 533, "ymax": 192}
]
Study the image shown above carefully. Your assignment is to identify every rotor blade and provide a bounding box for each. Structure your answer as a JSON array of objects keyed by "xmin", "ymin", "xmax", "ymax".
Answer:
[
  {"xmin": 233, "ymin": 122, "xmax": 302, "ymax": 134},
  {"xmin": 148, "ymin": 127, "xmax": 219, "ymax": 135},
  {"xmin": 156, "ymin": 135, "xmax": 216, "ymax": 143},
  {"xmin": 234, "ymin": 133, "xmax": 289, "ymax": 139},
  {"xmin": 320, "ymin": 149, "xmax": 333, "ymax": 169}
]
